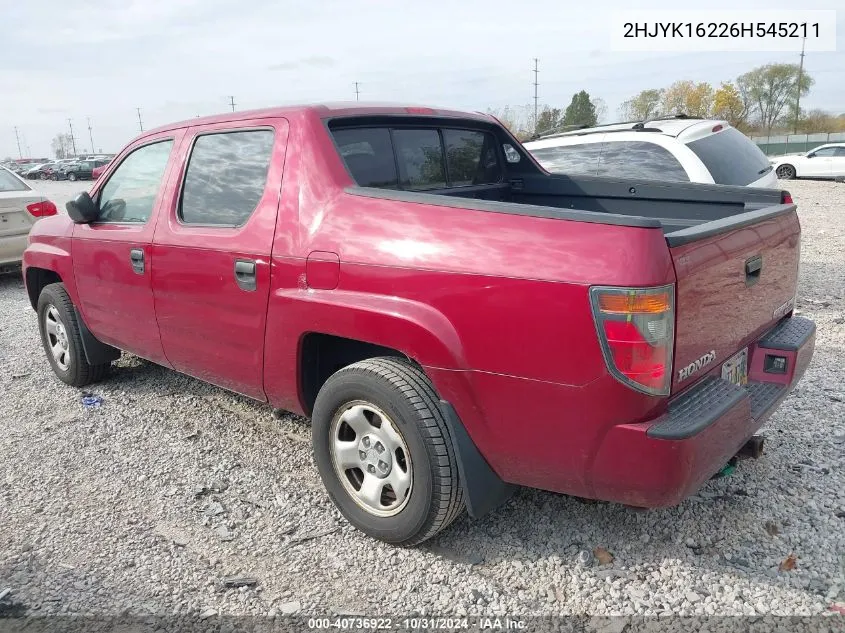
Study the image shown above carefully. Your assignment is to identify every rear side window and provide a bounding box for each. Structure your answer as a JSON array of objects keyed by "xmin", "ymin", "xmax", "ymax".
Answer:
[
  {"xmin": 180, "ymin": 130, "xmax": 275, "ymax": 226},
  {"xmin": 597, "ymin": 141, "xmax": 689, "ymax": 182},
  {"xmin": 0, "ymin": 169, "xmax": 29, "ymax": 192},
  {"xmin": 687, "ymin": 127, "xmax": 770, "ymax": 186},
  {"xmin": 331, "ymin": 126, "xmax": 502, "ymax": 191},
  {"xmin": 98, "ymin": 140, "xmax": 173, "ymax": 223},
  {"xmin": 529, "ymin": 143, "xmax": 603, "ymax": 175}
]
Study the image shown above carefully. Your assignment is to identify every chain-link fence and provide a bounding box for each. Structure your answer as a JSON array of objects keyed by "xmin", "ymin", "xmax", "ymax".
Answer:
[{"xmin": 750, "ymin": 132, "xmax": 845, "ymax": 156}]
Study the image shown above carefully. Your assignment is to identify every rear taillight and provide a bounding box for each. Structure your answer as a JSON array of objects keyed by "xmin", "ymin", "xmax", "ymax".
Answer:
[
  {"xmin": 26, "ymin": 200, "xmax": 58, "ymax": 217},
  {"xmin": 590, "ymin": 285, "xmax": 675, "ymax": 396},
  {"xmin": 782, "ymin": 191, "xmax": 793, "ymax": 204}
]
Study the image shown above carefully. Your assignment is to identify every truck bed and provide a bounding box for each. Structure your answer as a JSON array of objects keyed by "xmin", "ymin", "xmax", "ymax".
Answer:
[{"xmin": 347, "ymin": 170, "xmax": 790, "ymax": 244}]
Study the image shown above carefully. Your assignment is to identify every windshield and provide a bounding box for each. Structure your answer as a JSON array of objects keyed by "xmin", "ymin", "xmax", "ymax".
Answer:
[{"xmin": 686, "ymin": 127, "xmax": 771, "ymax": 186}]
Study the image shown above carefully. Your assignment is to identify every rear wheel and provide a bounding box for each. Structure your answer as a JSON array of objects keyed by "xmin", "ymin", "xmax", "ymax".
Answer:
[
  {"xmin": 776, "ymin": 164, "xmax": 796, "ymax": 180},
  {"xmin": 312, "ymin": 357, "xmax": 464, "ymax": 545},
  {"xmin": 37, "ymin": 283, "xmax": 111, "ymax": 387},
  {"xmin": 68, "ymin": 172, "xmax": 77, "ymax": 182}
]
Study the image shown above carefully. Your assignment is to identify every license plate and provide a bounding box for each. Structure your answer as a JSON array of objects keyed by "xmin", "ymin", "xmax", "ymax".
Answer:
[{"xmin": 721, "ymin": 348, "xmax": 748, "ymax": 387}]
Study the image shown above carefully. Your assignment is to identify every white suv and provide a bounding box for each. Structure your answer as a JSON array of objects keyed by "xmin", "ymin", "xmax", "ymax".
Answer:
[{"xmin": 524, "ymin": 117, "xmax": 778, "ymax": 188}]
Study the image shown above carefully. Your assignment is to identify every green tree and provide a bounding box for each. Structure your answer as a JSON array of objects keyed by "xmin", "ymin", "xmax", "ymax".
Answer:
[
  {"xmin": 535, "ymin": 106, "xmax": 566, "ymax": 135},
  {"xmin": 563, "ymin": 91, "xmax": 597, "ymax": 128},
  {"xmin": 619, "ymin": 89, "xmax": 664, "ymax": 121},
  {"xmin": 737, "ymin": 63, "xmax": 814, "ymax": 134}
]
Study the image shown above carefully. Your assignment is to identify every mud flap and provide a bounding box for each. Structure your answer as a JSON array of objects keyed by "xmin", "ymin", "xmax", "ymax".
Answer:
[
  {"xmin": 439, "ymin": 400, "xmax": 515, "ymax": 518},
  {"xmin": 74, "ymin": 308, "xmax": 121, "ymax": 365}
]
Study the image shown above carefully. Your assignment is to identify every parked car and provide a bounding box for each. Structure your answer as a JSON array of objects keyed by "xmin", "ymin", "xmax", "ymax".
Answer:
[
  {"xmin": 25, "ymin": 162, "xmax": 60, "ymax": 180},
  {"xmin": 23, "ymin": 103, "xmax": 814, "ymax": 545},
  {"xmin": 770, "ymin": 143, "xmax": 845, "ymax": 180},
  {"xmin": 0, "ymin": 167, "xmax": 58, "ymax": 270},
  {"xmin": 524, "ymin": 116, "xmax": 778, "ymax": 188},
  {"xmin": 54, "ymin": 159, "xmax": 108, "ymax": 182},
  {"xmin": 91, "ymin": 160, "xmax": 111, "ymax": 180}
]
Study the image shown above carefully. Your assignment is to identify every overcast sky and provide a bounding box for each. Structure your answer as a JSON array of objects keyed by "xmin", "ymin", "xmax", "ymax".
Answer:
[{"xmin": 1, "ymin": 0, "xmax": 842, "ymax": 158}]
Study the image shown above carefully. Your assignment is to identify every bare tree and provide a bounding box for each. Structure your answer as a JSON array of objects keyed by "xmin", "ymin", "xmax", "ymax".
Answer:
[
  {"xmin": 737, "ymin": 63, "xmax": 814, "ymax": 134},
  {"xmin": 51, "ymin": 133, "xmax": 74, "ymax": 159}
]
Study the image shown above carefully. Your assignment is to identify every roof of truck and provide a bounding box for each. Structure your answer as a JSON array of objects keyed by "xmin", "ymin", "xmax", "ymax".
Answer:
[{"xmin": 142, "ymin": 102, "xmax": 493, "ymax": 137}]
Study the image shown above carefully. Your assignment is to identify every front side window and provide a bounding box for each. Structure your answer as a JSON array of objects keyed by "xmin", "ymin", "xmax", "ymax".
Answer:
[
  {"xmin": 597, "ymin": 141, "xmax": 689, "ymax": 182},
  {"xmin": 98, "ymin": 140, "xmax": 173, "ymax": 223},
  {"xmin": 812, "ymin": 147, "xmax": 837, "ymax": 157},
  {"xmin": 180, "ymin": 130, "xmax": 275, "ymax": 226},
  {"xmin": 529, "ymin": 143, "xmax": 603, "ymax": 175}
]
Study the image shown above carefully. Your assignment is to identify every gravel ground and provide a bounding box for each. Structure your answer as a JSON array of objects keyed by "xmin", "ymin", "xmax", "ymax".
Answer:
[{"xmin": 1, "ymin": 179, "xmax": 843, "ymax": 620}]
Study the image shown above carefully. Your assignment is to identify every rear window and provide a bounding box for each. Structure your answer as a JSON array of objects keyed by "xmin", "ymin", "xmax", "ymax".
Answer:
[
  {"xmin": 686, "ymin": 127, "xmax": 771, "ymax": 186},
  {"xmin": 0, "ymin": 169, "xmax": 29, "ymax": 192},
  {"xmin": 331, "ymin": 126, "xmax": 502, "ymax": 191},
  {"xmin": 528, "ymin": 143, "xmax": 602, "ymax": 175}
]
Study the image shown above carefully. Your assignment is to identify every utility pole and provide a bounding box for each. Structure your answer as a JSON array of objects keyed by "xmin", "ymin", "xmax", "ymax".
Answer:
[
  {"xmin": 532, "ymin": 58, "xmax": 539, "ymax": 133},
  {"xmin": 793, "ymin": 36, "xmax": 806, "ymax": 134},
  {"xmin": 87, "ymin": 117, "xmax": 95, "ymax": 155},
  {"xmin": 67, "ymin": 119, "xmax": 78, "ymax": 156},
  {"xmin": 354, "ymin": 82, "xmax": 360, "ymax": 101},
  {"xmin": 136, "ymin": 108, "xmax": 144, "ymax": 132},
  {"xmin": 228, "ymin": 96, "xmax": 236, "ymax": 112},
  {"xmin": 13, "ymin": 126, "xmax": 22, "ymax": 158}
]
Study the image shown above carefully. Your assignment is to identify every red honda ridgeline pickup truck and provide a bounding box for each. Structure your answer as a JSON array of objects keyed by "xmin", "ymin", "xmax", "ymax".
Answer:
[{"xmin": 23, "ymin": 104, "xmax": 815, "ymax": 545}]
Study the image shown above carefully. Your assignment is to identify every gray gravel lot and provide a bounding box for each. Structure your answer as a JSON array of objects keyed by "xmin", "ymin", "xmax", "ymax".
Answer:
[{"xmin": 1, "ymin": 179, "xmax": 843, "ymax": 619}]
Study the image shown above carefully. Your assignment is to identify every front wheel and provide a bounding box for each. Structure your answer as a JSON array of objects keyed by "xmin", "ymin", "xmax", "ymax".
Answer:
[
  {"xmin": 312, "ymin": 357, "xmax": 464, "ymax": 545},
  {"xmin": 37, "ymin": 283, "xmax": 111, "ymax": 387},
  {"xmin": 776, "ymin": 164, "xmax": 796, "ymax": 180}
]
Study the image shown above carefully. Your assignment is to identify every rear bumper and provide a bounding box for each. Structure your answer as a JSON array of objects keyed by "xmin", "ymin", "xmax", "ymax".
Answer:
[{"xmin": 590, "ymin": 316, "xmax": 815, "ymax": 507}]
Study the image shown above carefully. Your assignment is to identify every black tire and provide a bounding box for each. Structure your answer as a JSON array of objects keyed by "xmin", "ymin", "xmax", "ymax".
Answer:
[
  {"xmin": 312, "ymin": 357, "xmax": 464, "ymax": 545},
  {"xmin": 37, "ymin": 283, "xmax": 111, "ymax": 387},
  {"xmin": 68, "ymin": 172, "xmax": 77, "ymax": 182},
  {"xmin": 776, "ymin": 164, "xmax": 796, "ymax": 180}
]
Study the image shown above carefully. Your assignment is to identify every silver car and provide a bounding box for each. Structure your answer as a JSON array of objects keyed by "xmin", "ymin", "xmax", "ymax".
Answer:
[{"xmin": 0, "ymin": 167, "xmax": 57, "ymax": 269}]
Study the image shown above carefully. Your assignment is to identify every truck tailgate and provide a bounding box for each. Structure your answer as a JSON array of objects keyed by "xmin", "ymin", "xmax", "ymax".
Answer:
[{"xmin": 667, "ymin": 204, "xmax": 800, "ymax": 394}]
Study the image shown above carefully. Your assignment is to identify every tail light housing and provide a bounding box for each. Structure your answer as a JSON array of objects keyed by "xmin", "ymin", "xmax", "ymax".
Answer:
[
  {"xmin": 782, "ymin": 191, "xmax": 793, "ymax": 204},
  {"xmin": 26, "ymin": 200, "xmax": 58, "ymax": 217},
  {"xmin": 590, "ymin": 285, "xmax": 675, "ymax": 396}
]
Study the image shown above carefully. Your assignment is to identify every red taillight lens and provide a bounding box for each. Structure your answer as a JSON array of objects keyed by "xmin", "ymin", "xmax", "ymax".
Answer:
[
  {"xmin": 26, "ymin": 200, "xmax": 58, "ymax": 217},
  {"xmin": 590, "ymin": 285, "xmax": 675, "ymax": 396},
  {"xmin": 782, "ymin": 192, "xmax": 793, "ymax": 204}
]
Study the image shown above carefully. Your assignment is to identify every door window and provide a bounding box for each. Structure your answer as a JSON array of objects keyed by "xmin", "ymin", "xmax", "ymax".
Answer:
[
  {"xmin": 97, "ymin": 140, "xmax": 174, "ymax": 223},
  {"xmin": 179, "ymin": 130, "xmax": 275, "ymax": 226}
]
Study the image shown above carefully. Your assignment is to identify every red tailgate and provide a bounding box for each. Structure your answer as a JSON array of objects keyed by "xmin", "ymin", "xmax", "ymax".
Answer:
[{"xmin": 669, "ymin": 207, "xmax": 801, "ymax": 394}]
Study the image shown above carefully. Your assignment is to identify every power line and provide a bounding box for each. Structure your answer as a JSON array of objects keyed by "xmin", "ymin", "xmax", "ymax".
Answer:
[
  {"xmin": 532, "ymin": 58, "xmax": 539, "ymax": 133},
  {"xmin": 67, "ymin": 119, "xmax": 78, "ymax": 156},
  {"xmin": 228, "ymin": 96, "xmax": 236, "ymax": 112},
  {"xmin": 354, "ymin": 81, "xmax": 361, "ymax": 101},
  {"xmin": 793, "ymin": 36, "xmax": 806, "ymax": 134},
  {"xmin": 13, "ymin": 126, "xmax": 22, "ymax": 159},
  {"xmin": 87, "ymin": 117, "xmax": 95, "ymax": 154},
  {"xmin": 136, "ymin": 108, "xmax": 144, "ymax": 132}
]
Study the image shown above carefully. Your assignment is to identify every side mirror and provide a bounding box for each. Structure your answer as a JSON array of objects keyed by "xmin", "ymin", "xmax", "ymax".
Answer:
[
  {"xmin": 806, "ymin": 152, "xmax": 816, "ymax": 158},
  {"xmin": 65, "ymin": 192, "xmax": 99, "ymax": 224}
]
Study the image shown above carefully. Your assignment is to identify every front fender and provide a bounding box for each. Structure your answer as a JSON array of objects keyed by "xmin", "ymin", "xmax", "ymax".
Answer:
[{"xmin": 23, "ymin": 239, "xmax": 79, "ymax": 308}]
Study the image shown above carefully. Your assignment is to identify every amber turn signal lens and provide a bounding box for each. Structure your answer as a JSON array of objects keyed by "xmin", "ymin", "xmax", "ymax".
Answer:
[{"xmin": 597, "ymin": 292, "xmax": 671, "ymax": 314}]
